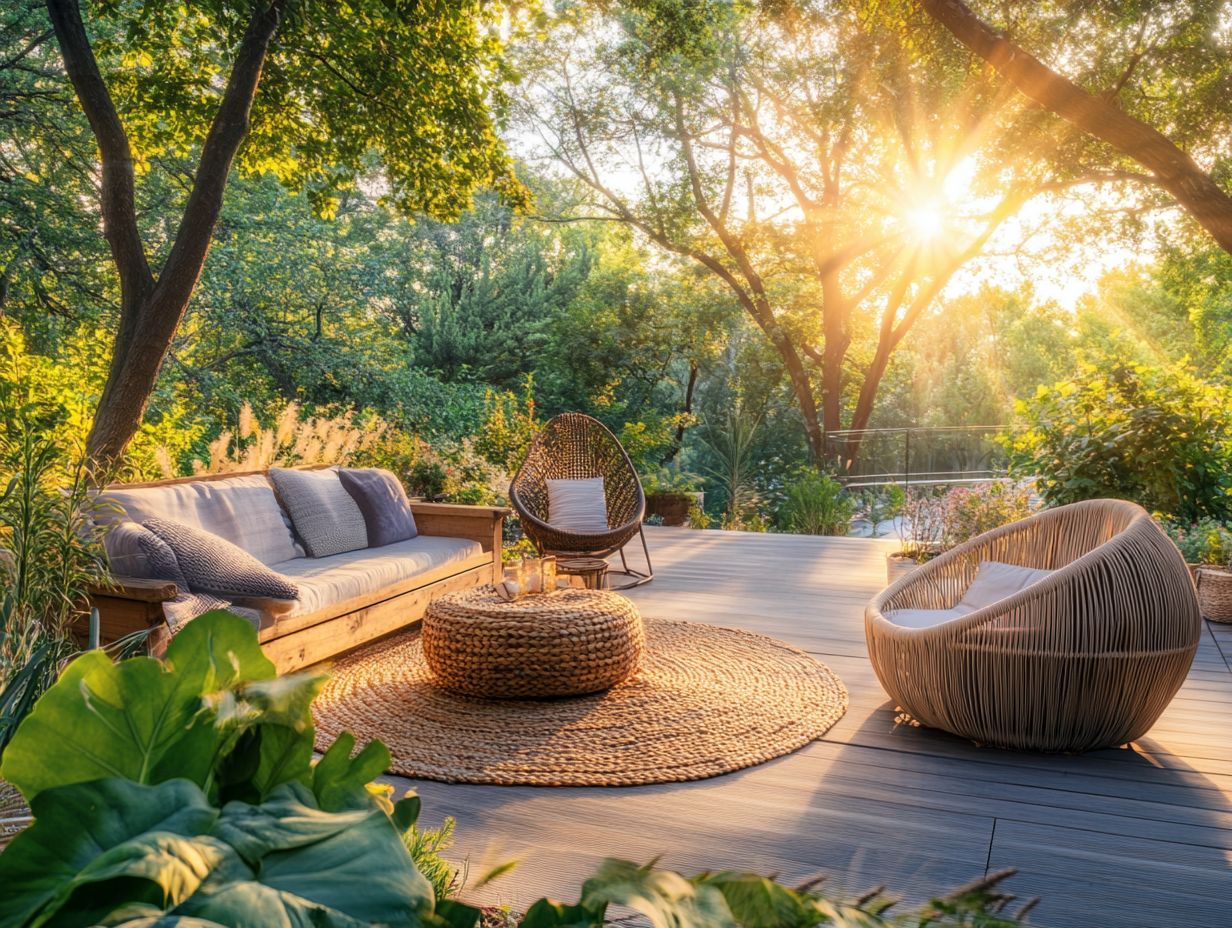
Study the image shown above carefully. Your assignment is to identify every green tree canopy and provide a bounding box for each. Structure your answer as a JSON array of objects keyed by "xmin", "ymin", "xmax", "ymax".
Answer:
[{"xmin": 36, "ymin": 0, "xmax": 525, "ymax": 463}]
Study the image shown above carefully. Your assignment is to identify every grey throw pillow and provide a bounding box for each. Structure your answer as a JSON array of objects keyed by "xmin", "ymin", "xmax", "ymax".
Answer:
[
  {"xmin": 134, "ymin": 527, "xmax": 188, "ymax": 587},
  {"xmin": 337, "ymin": 468, "xmax": 418, "ymax": 547},
  {"xmin": 105, "ymin": 521, "xmax": 184, "ymax": 584},
  {"xmin": 143, "ymin": 518, "xmax": 299, "ymax": 601},
  {"xmin": 268, "ymin": 468, "xmax": 369, "ymax": 558}
]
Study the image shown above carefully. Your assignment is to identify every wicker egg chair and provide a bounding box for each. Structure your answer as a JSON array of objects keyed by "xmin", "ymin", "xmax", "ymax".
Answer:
[
  {"xmin": 510, "ymin": 413, "xmax": 652, "ymax": 589},
  {"xmin": 866, "ymin": 498, "xmax": 1200, "ymax": 753}
]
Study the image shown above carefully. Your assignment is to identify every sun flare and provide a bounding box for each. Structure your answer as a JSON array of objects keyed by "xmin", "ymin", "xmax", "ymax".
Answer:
[{"xmin": 905, "ymin": 202, "xmax": 946, "ymax": 241}]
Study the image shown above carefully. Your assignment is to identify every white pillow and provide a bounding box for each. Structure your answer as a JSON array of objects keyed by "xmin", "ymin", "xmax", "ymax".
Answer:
[
  {"xmin": 957, "ymin": 561, "xmax": 1053, "ymax": 611},
  {"xmin": 546, "ymin": 478, "xmax": 609, "ymax": 533}
]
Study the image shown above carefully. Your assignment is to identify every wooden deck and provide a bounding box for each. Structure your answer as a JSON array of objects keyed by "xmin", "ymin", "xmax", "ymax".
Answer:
[{"xmin": 387, "ymin": 527, "xmax": 1232, "ymax": 927}]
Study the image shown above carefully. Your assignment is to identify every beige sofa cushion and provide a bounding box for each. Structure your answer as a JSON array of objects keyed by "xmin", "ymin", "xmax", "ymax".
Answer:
[
  {"xmin": 99, "ymin": 475, "xmax": 302, "ymax": 565},
  {"xmin": 270, "ymin": 535, "xmax": 482, "ymax": 620}
]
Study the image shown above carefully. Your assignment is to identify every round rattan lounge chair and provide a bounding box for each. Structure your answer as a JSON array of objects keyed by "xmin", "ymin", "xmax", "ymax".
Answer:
[
  {"xmin": 866, "ymin": 499, "xmax": 1200, "ymax": 753},
  {"xmin": 510, "ymin": 412, "xmax": 652, "ymax": 589}
]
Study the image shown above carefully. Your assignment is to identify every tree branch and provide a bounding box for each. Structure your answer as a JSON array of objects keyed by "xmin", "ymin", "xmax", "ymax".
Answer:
[
  {"xmin": 152, "ymin": 0, "xmax": 287, "ymax": 314},
  {"xmin": 918, "ymin": 0, "xmax": 1232, "ymax": 254},
  {"xmin": 44, "ymin": 0, "xmax": 151, "ymax": 302}
]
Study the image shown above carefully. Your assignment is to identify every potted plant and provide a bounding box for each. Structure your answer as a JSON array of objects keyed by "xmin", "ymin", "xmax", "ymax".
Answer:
[
  {"xmin": 1163, "ymin": 518, "xmax": 1232, "ymax": 582},
  {"xmin": 886, "ymin": 482, "xmax": 1035, "ymax": 585},
  {"xmin": 641, "ymin": 465, "xmax": 704, "ymax": 526},
  {"xmin": 887, "ymin": 488, "xmax": 947, "ymax": 584},
  {"xmin": 1165, "ymin": 519, "xmax": 1232, "ymax": 620}
]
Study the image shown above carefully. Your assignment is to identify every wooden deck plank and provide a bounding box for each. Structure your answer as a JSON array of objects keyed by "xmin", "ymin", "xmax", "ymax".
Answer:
[{"xmin": 379, "ymin": 527, "xmax": 1231, "ymax": 925}]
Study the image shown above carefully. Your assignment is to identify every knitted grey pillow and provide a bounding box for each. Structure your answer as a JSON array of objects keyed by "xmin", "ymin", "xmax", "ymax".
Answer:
[
  {"xmin": 143, "ymin": 518, "xmax": 299, "ymax": 601},
  {"xmin": 268, "ymin": 467, "xmax": 368, "ymax": 558},
  {"xmin": 133, "ymin": 526, "xmax": 188, "ymax": 587}
]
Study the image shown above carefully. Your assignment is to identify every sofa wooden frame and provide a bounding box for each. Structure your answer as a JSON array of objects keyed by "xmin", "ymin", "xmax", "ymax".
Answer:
[{"xmin": 87, "ymin": 469, "xmax": 507, "ymax": 672}]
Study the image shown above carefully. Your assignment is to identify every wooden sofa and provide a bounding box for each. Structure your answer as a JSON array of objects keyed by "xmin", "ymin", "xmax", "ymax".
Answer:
[{"xmin": 88, "ymin": 469, "xmax": 507, "ymax": 672}]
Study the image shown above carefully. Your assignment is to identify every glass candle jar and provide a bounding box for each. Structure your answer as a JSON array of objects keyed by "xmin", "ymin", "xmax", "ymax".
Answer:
[
  {"xmin": 502, "ymin": 558, "xmax": 524, "ymax": 595},
  {"xmin": 523, "ymin": 557, "xmax": 543, "ymax": 594}
]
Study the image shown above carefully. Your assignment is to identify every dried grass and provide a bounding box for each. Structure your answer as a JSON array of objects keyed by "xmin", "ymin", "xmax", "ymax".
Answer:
[{"xmin": 191, "ymin": 402, "xmax": 387, "ymax": 475}]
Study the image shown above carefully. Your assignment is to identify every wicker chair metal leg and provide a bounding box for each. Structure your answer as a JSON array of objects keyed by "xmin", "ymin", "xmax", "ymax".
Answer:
[{"xmin": 607, "ymin": 527, "xmax": 655, "ymax": 590}]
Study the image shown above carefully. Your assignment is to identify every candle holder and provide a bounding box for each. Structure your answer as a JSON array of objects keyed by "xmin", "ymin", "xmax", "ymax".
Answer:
[
  {"xmin": 498, "ymin": 558, "xmax": 525, "ymax": 601},
  {"xmin": 523, "ymin": 556, "xmax": 543, "ymax": 594},
  {"xmin": 541, "ymin": 555, "xmax": 557, "ymax": 593}
]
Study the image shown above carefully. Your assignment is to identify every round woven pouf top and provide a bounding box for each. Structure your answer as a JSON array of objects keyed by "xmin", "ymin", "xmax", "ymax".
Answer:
[{"xmin": 422, "ymin": 585, "xmax": 645, "ymax": 698}]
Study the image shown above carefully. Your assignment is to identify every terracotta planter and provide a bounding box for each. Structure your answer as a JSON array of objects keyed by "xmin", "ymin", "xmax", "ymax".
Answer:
[{"xmin": 645, "ymin": 491, "xmax": 699, "ymax": 527}]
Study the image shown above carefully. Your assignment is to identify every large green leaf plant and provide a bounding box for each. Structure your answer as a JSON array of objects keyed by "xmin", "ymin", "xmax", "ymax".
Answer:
[
  {"xmin": 0, "ymin": 610, "xmax": 436, "ymax": 927},
  {"xmin": 0, "ymin": 610, "xmax": 1032, "ymax": 928}
]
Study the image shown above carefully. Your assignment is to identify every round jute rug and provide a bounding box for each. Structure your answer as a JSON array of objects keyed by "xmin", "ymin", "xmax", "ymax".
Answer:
[{"xmin": 312, "ymin": 618, "xmax": 847, "ymax": 786}]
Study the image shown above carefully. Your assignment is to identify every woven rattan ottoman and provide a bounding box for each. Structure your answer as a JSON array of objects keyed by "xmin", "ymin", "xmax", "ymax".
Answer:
[{"xmin": 422, "ymin": 586, "xmax": 645, "ymax": 698}]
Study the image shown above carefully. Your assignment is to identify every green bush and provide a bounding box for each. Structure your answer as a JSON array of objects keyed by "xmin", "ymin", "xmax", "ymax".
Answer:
[
  {"xmin": 1163, "ymin": 518, "xmax": 1232, "ymax": 566},
  {"xmin": 1006, "ymin": 357, "xmax": 1232, "ymax": 521},
  {"xmin": 473, "ymin": 376, "xmax": 540, "ymax": 473},
  {"xmin": 778, "ymin": 469, "xmax": 855, "ymax": 536},
  {"xmin": 940, "ymin": 482, "xmax": 1035, "ymax": 546},
  {"xmin": 642, "ymin": 463, "xmax": 703, "ymax": 496},
  {"xmin": 0, "ymin": 611, "xmax": 1034, "ymax": 927}
]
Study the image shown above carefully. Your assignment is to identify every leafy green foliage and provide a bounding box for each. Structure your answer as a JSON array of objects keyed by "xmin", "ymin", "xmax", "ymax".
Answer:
[
  {"xmin": 473, "ymin": 378, "xmax": 541, "ymax": 473},
  {"xmin": 0, "ymin": 611, "xmax": 438, "ymax": 927},
  {"xmin": 514, "ymin": 857, "xmax": 1031, "ymax": 928},
  {"xmin": 90, "ymin": 0, "xmax": 523, "ymax": 218},
  {"xmin": 1006, "ymin": 357, "xmax": 1232, "ymax": 520},
  {"xmin": 0, "ymin": 778, "xmax": 433, "ymax": 928},
  {"xmin": 0, "ymin": 353, "xmax": 115, "ymax": 751},
  {"xmin": 0, "ymin": 610, "xmax": 313, "ymax": 802},
  {"xmin": 403, "ymin": 816, "xmax": 460, "ymax": 902},
  {"xmin": 1162, "ymin": 518, "xmax": 1232, "ymax": 567},
  {"xmin": 0, "ymin": 612, "xmax": 1036, "ymax": 927},
  {"xmin": 778, "ymin": 470, "xmax": 856, "ymax": 536},
  {"xmin": 938, "ymin": 482, "xmax": 1035, "ymax": 546}
]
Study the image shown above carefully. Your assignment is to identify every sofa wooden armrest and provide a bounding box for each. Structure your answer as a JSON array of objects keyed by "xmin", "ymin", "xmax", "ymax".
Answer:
[
  {"xmin": 81, "ymin": 576, "xmax": 178, "ymax": 650},
  {"xmin": 92, "ymin": 577, "xmax": 180, "ymax": 603},
  {"xmin": 411, "ymin": 502, "xmax": 509, "ymax": 553}
]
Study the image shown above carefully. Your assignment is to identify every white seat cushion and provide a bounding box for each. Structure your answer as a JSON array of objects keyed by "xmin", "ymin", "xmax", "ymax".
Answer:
[
  {"xmin": 99, "ymin": 475, "xmax": 302, "ymax": 565},
  {"xmin": 885, "ymin": 561, "xmax": 1053, "ymax": 630},
  {"xmin": 885, "ymin": 607, "xmax": 969, "ymax": 629},
  {"xmin": 271, "ymin": 535, "xmax": 482, "ymax": 618},
  {"xmin": 958, "ymin": 561, "xmax": 1053, "ymax": 611},
  {"xmin": 546, "ymin": 478, "xmax": 609, "ymax": 533}
]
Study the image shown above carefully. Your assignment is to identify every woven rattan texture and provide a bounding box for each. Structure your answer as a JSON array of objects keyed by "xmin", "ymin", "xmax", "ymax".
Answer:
[
  {"xmin": 313, "ymin": 618, "xmax": 847, "ymax": 786},
  {"xmin": 423, "ymin": 587, "xmax": 645, "ymax": 698},
  {"xmin": 866, "ymin": 498, "xmax": 1201, "ymax": 752},
  {"xmin": 510, "ymin": 413, "xmax": 645, "ymax": 558}
]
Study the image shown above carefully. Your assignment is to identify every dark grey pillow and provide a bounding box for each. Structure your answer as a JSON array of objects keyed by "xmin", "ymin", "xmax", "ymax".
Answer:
[
  {"xmin": 337, "ymin": 468, "xmax": 418, "ymax": 547},
  {"xmin": 143, "ymin": 518, "xmax": 299, "ymax": 601}
]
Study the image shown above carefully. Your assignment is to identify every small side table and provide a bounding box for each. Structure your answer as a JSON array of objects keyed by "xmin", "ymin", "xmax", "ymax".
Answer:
[{"xmin": 556, "ymin": 557, "xmax": 610, "ymax": 589}]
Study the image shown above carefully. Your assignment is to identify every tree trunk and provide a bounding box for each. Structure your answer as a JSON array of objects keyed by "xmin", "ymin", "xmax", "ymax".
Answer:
[
  {"xmin": 662, "ymin": 359, "xmax": 699, "ymax": 465},
  {"xmin": 45, "ymin": 0, "xmax": 285, "ymax": 466},
  {"xmin": 919, "ymin": 0, "xmax": 1232, "ymax": 255}
]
